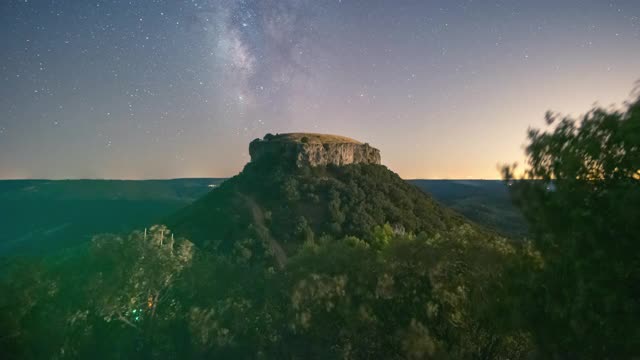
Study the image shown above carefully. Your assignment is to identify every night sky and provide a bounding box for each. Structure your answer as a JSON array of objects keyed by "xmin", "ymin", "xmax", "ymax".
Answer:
[{"xmin": 1, "ymin": 0, "xmax": 639, "ymax": 179}]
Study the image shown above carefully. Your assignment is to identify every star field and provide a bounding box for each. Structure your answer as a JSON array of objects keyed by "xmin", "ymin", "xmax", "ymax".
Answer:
[{"xmin": 1, "ymin": 0, "xmax": 639, "ymax": 179}]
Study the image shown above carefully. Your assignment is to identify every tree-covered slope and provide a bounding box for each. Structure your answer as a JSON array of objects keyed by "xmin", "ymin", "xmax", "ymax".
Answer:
[
  {"xmin": 169, "ymin": 159, "xmax": 469, "ymax": 264},
  {"xmin": 0, "ymin": 176, "xmax": 525, "ymax": 256},
  {"xmin": 409, "ymin": 180, "xmax": 528, "ymax": 237}
]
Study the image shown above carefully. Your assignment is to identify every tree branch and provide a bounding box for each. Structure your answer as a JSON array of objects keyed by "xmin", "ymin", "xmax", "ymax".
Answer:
[
  {"xmin": 116, "ymin": 313, "xmax": 139, "ymax": 330},
  {"xmin": 150, "ymin": 292, "xmax": 159, "ymax": 319}
]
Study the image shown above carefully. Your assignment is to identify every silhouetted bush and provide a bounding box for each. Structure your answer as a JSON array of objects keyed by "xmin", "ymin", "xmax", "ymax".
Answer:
[{"xmin": 502, "ymin": 91, "xmax": 640, "ymax": 358}]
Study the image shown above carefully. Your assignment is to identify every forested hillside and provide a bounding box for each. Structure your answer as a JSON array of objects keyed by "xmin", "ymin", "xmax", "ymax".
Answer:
[
  {"xmin": 0, "ymin": 178, "xmax": 525, "ymax": 255},
  {"xmin": 2, "ymin": 95, "xmax": 640, "ymax": 358}
]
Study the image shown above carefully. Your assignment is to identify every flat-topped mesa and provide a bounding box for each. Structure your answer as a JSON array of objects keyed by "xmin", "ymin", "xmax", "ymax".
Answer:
[{"xmin": 249, "ymin": 133, "xmax": 381, "ymax": 168}]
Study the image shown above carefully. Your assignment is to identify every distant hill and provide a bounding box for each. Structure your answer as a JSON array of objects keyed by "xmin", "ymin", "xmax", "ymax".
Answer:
[
  {"xmin": 168, "ymin": 133, "xmax": 478, "ymax": 267},
  {"xmin": 408, "ymin": 180, "xmax": 528, "ymax": 237},
  {"xmin": 0, "ymin": 178, "xmax": 223, "ymax": 201},
  {"xmin": 0, "ymin": 178, "xmax": 225, "ymax": 254}
]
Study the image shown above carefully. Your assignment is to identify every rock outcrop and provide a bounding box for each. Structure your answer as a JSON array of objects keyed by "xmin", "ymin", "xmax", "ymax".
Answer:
[{"xmin": 249, "ymin": 133, "xmax": 381, "ymax": 168}]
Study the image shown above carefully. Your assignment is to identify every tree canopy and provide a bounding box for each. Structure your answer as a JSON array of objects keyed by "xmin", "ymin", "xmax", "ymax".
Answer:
[
  {"xmin": 1, "ymin": 223, "xmax": 534, "ymax": 359},
  {"xmin": 502, "ymin": 92, "xmax": 640, "ymax": 357}
]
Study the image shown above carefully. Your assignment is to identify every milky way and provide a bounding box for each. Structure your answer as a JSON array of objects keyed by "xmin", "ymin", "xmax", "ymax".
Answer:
[
  {"xmin": 198, "ymin": 1, "xmax": 317, "ymax": 112},
  {"xmin": 1, "ymin": 0, "xmax": 639, "ymax": 179}
]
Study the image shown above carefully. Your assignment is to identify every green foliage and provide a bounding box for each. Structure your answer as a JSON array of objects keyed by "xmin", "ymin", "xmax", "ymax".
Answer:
[
  {"xmin": 502, "ymin": 93, "xmax": 640, "ymax": 357},
  {"xmin": 0, "ymin": 223, "xmax": 533, "ymax": 359},
  {"xmin": 371, "ymin": 223, "xmax": 393, "ymax": 248},
  {"xmin": 294, "ymin": 216, "xmax": 314, "ymax": 243},
  {"xmin": 261, "ymin": 225, "xmax": 530, "ymax": 359},
  {"xmin": 0, "ymin": 225, "xmax": 196, "ymax": 358},
  {"xmin": 281, "ymin": 178, "xmax": 301, "ymax": 202},
  {"xmin": 170, "ymin": 160, "xmax": 468, "ymax": 265}
]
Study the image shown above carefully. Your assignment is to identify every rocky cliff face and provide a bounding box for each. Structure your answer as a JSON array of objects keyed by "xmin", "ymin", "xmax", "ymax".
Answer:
[{"xmin": 249, "ymin": 133, "xmax": 381, "ymax": 167}]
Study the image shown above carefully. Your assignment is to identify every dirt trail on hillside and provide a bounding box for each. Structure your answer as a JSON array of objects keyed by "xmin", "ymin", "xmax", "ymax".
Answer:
[{"xmin": 238, "ymin": 193, "xmax": 287, "ymax": 268}]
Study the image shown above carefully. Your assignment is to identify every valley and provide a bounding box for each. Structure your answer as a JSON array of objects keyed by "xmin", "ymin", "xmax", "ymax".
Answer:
[{"xmin": 0, "ymin": 177, "xmax": 523, "ymax": 255}]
